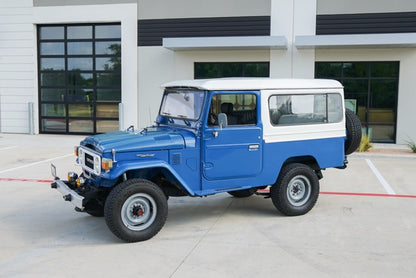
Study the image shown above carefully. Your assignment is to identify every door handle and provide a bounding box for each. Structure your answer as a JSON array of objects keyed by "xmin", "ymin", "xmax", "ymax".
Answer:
[
  {"xmin": 212, "ymin": 131, "xmax": 219, "ymax": 138},
  {"xmin": 249, "ymin": 144, "xmax": 259, "ymax": 150}
]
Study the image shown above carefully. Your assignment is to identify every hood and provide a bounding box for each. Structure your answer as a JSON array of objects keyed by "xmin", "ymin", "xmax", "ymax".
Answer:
[{"xmin": 81, "ymin": 129, "xmax": 185, "ymax": 154}]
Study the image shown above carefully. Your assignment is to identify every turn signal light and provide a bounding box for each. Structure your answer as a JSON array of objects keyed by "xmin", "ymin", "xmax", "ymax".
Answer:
[
  {"xmin": 76, "ymin": 177, "xmax": 85, "ymax": 187},
  {"xmin": 74, "ymin": 146, "xmax": 79, "ymax": 157},
  {"xmin": 101, "ymin": 158, "xmax": 113, "ymax": 171}
]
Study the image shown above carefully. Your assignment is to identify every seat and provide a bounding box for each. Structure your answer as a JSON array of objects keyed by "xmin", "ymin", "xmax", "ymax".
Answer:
[{"xmin": 220, "ymin": 102, "xmax": 238, "ymax": 125}]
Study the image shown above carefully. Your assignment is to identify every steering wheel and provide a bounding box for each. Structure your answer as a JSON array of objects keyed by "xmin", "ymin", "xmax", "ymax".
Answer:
[{"xmin": 208, "ymin": 113, "xmax": 218, "ymax": 126}]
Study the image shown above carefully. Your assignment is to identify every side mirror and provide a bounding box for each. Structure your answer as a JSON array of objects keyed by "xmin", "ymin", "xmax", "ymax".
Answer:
[{"xmin": 218, "ymin": 113, "xmax": 228, "ymax": 128}]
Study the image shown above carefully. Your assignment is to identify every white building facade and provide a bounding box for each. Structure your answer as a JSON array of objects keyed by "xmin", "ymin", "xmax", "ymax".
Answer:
[{"xmin": 1, "ymin": 0, "xmax": 415, "ymax": 143}]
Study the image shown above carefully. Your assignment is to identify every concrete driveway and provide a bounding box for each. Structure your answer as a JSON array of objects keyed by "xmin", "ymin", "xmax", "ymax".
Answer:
[{"xmin": 0, "ymin": 133, "xmax": 415, "ymax": 277}]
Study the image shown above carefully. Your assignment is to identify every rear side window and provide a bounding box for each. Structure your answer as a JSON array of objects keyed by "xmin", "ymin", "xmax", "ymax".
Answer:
[{"xmin": 269, "ymin": 93, "xmax": 343, "ymax": 125}]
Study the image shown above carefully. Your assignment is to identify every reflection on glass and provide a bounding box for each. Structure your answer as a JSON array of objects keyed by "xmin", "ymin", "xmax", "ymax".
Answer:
[
  {"xmin": 97, "ymin": 89, "xmax": 121, "ymax": 102},
  {"xmin": 41, "ymin": 104, "xmax": 65, "ymax": 117},
  {"xmin": 372, "ymin": 62, "xmax": 399, "ymax": 78},
  {"xmin": 96, "ymin": 57, "xmax": 120, "ymax": 71},
  {"xmin": 67, "ymin": 26, "xmax": 92, "ymax": 39},
  {"xmin": 69, "ymin": 119, "xmax": 93, "ymax": 133},
  {"xmin": 95, "ymin": 41, "xmax": 121, "ymax": 55},
  {"xmin": 368, "ymin": 124, "xmax": 395, "ymax": 143},
  {"xmin": 68, "ymin": 58, "xmax": 93, "ymax": 70},
  {"xmin": 41, "ymin": 58, "xmax": 65, "ymax": 71},
  {"xmin": 368, "ymin": 109, "xmax": 395, "ymax": 123},
  {"xmin": 343, "ymin": 62, "xmax": 369, "ymax": 78},
  {"xmin": 244, "ymin": 63, "xmax": 269, "ymax": 77},
  {"xmin": 97, "ymin": 72, "xmax": 121, "ymax": 87},
  {"xmin": 97, "ymin": 120, "xmax": 119, "ymax": 133},
  {"xmin": 95, "ymin": 25, "xmax": 121, "ymax": 39},
  {"xmin": 39, "ymin": 24, "xmax": 121, "ymax": 134},
  {"xmin": 40, "ymin": 26, "xmax": 64, "ymax": 40},
  {"xmin": 41, "ymin": 42, "xmax": 64, "ymax": 55},
  {"xmin": 68, "ymin": 42, "xmax": 93, "ymax": 55},
  {"xmin": 67, "ymin": 89, "xmax": 93, "ymax": 102},
  {"xmin": 42, "ymin": 119, "xmax": 66, "ymax": 132},
  {"xmin": 195, "ymin": 62, "xmax": 269, "ymax": 79},
  {"xmin": 68, "ymin": 72, "xmax": 93, "ymax": 87},
  {"xmin": 41, "ymin": 72, "xmax": 66, "ymax": 87},
  {"xmin": 68, "ymin": 104, "xmax": 93, "ymax": 117},
  {"xmin": 315, "ymin": 61, "xmax": 399, "ymax": 143},
  {"xmin": 96, "ymin": 104, "xmax": 118, "ymax": 118},
  {"xmin": 41, "ymin": 89, "xmax": 65, "ymax": 102},
  {"xmin": 315, "ymin": 63, "xmax": 342, "ymax": 78},
  {"xmin": 370, "ymin": 80, "xmax": 397, "ymax": 109}
]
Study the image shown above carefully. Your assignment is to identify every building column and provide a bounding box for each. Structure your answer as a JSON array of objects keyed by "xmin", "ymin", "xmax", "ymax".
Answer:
[{"xmin": 270, "ymin": 0, "xmax": 316, "ymax": 78}]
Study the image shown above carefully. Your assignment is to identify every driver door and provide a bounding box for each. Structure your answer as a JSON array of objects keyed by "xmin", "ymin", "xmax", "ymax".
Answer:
[{"xmin": 202, "ymin": 92, "xmax": 263, "ymax": 182}]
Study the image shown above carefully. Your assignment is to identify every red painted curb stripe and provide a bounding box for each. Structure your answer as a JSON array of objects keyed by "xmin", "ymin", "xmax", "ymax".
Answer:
[
  {"xmin": 0, "ymin": 178, "xmax": 54, "ymax": 183},
  {"xmin": 257, "ymin": 189, "xmax": 416, "ymax": 199},
  {"xmin": 320, "ymin": 191, "xmax": 416, "ymax": 199}
]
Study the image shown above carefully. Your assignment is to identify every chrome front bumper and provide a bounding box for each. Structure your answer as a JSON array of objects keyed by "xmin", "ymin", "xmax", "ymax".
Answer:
[{"xmin": 51, "ymin": 164, "xmax": 84, "ymax": 210}]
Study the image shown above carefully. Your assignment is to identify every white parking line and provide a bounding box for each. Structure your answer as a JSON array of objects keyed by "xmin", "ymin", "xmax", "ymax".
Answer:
[
  {"xmin": 0, "ymin": 153, "xmax": 73, "ymax": 174},
  {"xmin": 0, "ymin": 146, "xmax": 18, "ymax": 151},
  {"xmin": 365, "ymin": 158, "xmax": 396, "ymax": 195}
]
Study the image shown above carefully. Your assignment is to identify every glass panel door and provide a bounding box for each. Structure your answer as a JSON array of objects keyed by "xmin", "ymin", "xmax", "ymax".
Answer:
[{"xmin": 38, "ymin": 23, "xmax": 121, "ymax": 134}]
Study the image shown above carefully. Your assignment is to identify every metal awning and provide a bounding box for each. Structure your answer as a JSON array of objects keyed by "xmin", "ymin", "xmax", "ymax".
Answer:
[
  {"xmin": 295, "ymin": 33, "xmax": 416, "ymax": 49},
  {"xmin": 163, "ymin": 36, "xmax": 287, "ymax": 51}
]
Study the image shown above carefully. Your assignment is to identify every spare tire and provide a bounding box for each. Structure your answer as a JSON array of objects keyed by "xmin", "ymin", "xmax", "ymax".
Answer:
[{"xmin": 345, "ymin": 109, "xmax": 362, "ymax": 155}]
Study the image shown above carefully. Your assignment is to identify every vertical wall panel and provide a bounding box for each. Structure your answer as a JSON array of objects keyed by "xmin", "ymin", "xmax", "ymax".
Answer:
[{"xmin": 0, "ymin": 1, "xmax": 34, "ymax": 133}]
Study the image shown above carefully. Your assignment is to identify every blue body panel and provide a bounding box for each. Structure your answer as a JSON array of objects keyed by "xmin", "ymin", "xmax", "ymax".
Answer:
[
  {"xmin": 81, "ymin": 128, "xmax": 186, "ymax": 154},
  {"xmin": 80, "ymin": 89, "xmax": 346, "ymax": 197}
]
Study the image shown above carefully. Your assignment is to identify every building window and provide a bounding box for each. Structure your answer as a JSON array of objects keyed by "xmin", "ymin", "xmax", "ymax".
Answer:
[
  {"xmin": 315, "ymin": 62, "xmax": 399, "ymax": 143},
  {"xmin": 38, "ymin": 23, "xmax": 121, "ymax": 134},
  {"xmin": 194, "ymin": 62, "xmax": 269, "ymax": 79}
]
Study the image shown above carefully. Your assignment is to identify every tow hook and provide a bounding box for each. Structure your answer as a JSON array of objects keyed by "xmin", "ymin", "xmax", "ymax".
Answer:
[{"xmin": 63, "ymin": 194, "xmax": 72, "ymax": 202}]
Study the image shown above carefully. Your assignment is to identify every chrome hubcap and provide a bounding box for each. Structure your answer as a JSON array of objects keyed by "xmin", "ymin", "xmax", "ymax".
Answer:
[
  {"xmin": 287, "ymin": 175, "xmax": 311, "ymax": 207},
  {"xmin": 121, "ymin": 193, "xmax": 157, "ymax": 231}
]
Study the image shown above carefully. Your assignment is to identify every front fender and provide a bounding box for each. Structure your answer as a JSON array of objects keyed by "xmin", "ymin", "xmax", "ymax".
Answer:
[{"xmin": 101, "ymin": 160, "xmax": 196, "ymax": 196}]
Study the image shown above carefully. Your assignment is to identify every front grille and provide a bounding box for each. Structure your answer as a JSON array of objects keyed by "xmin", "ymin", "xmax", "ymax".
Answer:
[
  {"xmin": 78, "ymin": 147, "xmax": 101, "ymax": 176},
  {"xmin": 85, "ymin": 153, "xmax": 94, "ymax": 169}
]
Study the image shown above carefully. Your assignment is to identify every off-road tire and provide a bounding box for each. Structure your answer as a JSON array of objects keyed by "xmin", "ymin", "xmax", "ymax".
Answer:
[
  {"xmin": 271, "ymin": 163, "xmax": 320, "ymax": 216},
  {"xmin": 104, "ymin": 179, "xmax": 168, "ymax": 242},
  {"xmin": 345, "ymin": 109, "xmax": 362, "ymax": 155},
  {"xmin": 228, "ymin": 188, "xmax": 257, "ymax": 198}
]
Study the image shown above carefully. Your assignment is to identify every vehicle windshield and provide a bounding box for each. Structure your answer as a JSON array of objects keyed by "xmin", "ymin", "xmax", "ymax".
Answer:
[{"xmin": 160, "ymin": 89, "xmax": 205, "ymax": 121}]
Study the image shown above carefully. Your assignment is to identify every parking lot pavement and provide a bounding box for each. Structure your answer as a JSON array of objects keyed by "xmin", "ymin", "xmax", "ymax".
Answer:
[{"xmin": 1, "ymin": 133, "xmax": 416, "ymax": 277}]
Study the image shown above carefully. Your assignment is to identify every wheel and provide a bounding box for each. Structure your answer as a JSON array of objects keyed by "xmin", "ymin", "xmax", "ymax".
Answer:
[
  {"xmin": 228, "ymin": 188, "xmax": 257, "ymax": 198},
  {"xmin": 270, "ymin": 163, "xmax": 319, "ymax": 216},
  {"xmin": 345, "ymin": 109, "xmax": 362, "ymax": 155},
  {"xmin": 104, "ymin": 179, "xmax": 168, "ymax": 242}
]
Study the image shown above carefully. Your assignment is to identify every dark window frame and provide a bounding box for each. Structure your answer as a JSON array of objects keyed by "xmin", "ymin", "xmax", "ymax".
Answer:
[
  {"xmin": 315, "ymin": 61, "xmax": 399, "ymax": 143},
  {"xmin": 37, "ymin": 23, "xmax": 121, "ymax": 135},
  {"xmin": 194, "ymin": 62, "xmax": 270, "ymax": 79}
]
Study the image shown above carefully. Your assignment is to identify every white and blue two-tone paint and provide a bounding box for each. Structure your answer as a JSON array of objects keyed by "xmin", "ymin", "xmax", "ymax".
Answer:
[{"xmin": 51, "ymin": 78, "xmax": 361, "ymax": 242}]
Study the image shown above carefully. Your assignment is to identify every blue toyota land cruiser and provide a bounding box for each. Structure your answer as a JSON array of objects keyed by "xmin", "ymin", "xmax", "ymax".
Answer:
[{"xmin": 51, "ymin": 78, "xmax": 361, "ymax": 242}]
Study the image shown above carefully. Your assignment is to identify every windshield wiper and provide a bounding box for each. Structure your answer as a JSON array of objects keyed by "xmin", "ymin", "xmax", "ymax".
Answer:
[
  {"xmin": 162, "ymin": 112, "xmax": 174, "ymax": 123},
  {"xmin": 177, "ymin": 115, "xmax": 191, "ymax": 126}
]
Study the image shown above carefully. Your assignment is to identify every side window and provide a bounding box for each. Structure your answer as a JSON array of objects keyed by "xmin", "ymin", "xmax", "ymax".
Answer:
[
  {"xmin": 208, "ymin": 94, "xmax": 257, "ymax": 126},
  {"xmin": 269, "ymin": 93, "xmax": 343, "ymax": 125}
]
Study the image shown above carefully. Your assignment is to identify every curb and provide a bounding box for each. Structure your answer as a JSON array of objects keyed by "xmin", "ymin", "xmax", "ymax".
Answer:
[{"xmin": 350, "ymin": 152, "xmax": 416, "ymax": 160}]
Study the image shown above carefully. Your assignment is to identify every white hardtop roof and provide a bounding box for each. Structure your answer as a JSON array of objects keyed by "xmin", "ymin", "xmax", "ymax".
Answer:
[{"xmin": 162, "ymin": 78, "xmax": 343, "ymax": 91}]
